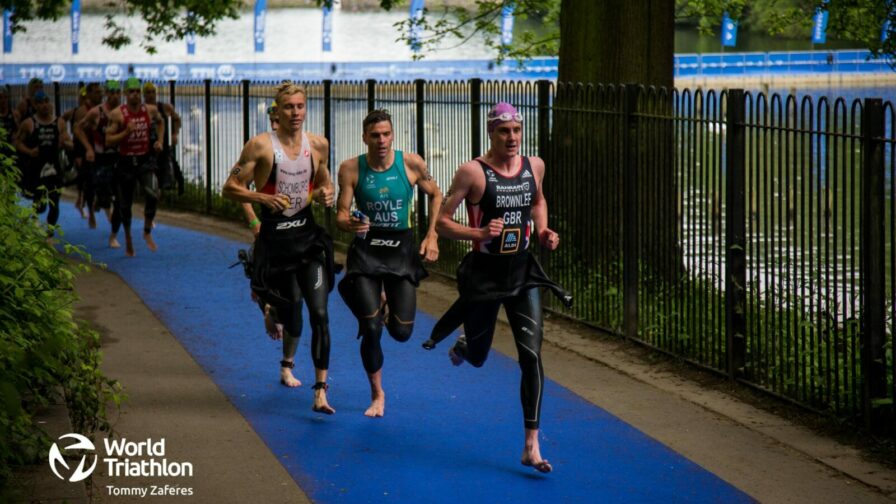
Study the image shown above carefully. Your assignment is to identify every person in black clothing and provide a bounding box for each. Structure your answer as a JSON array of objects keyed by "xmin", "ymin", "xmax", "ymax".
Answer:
[
  {"xmin": 15, "ymin": 90, "xmax": 74, "ymax": 234},
  {"xmin": 142, "ymin": 82, "xmax": 183, "ymax": 194},
  {"xmin": 434, "ymin": 102, "xmax": 570, "ymax": 474}
]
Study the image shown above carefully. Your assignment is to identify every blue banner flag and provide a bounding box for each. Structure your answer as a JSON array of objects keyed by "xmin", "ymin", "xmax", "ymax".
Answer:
[
  {"xmin": 322, "ymin": 4, "xmax": 333, "ymax": 52},
  {"xmin": 3, "ymin": 10, "xmax": 12, "ymax": 54},
  {"xmin": 812, "ymin": 8, "xmax": 829, "ymax": 44},
  {"xmin": 254, "ymin": 0, "xmax": 266, "ymax": 53},
  {"xmin": 721, "ymin": 12, "xmax": 737, "ymax": 48},
  {"xmin": 71, "ymin": 0, "xmax": 80, "ymax": 55},
  {"xmin": 884, "ymin": 1, "xmax": 894, "ymax": 42},
  {"xmin": 501, "ymin": 3, "xmax": 515, "ymax": 47},
  {"xmin": 409, "ymin": 0, "xmax": 425, "ymax": 53}
]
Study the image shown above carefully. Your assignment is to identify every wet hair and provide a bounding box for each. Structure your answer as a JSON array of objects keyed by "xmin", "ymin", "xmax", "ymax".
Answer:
[
  {"xmin": 274, "ymin": 82, "xmax": 307, "ymax": 107},
  {"xmin": 362, "ymin": 109, "xmax": 392, "ymax": 133}
]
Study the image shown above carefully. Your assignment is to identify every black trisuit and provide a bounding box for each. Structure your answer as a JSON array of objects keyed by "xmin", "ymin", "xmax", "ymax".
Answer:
[
  {"xmin": 24, "ymin": 115, "xmax": 63, "ymax": 227},
  {"xmin": 443, "ymin": 157, "xmax": 571, "ymax": 430}
]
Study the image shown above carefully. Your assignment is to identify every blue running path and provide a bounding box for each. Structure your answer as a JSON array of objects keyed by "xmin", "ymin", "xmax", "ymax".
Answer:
[{"xmin": 55, "ymin": 210, "xmax": 753, "ymax": 504}]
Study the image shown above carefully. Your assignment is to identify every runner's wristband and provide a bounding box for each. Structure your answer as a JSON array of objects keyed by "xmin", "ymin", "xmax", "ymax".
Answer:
[{"xmin": 248, "ymin": 218, "xmax": 260, "ymax": 228}]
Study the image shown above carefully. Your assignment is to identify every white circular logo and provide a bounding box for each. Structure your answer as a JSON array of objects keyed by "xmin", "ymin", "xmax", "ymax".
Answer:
[
  {"xmin": 49, "ymin": 434, "xmax": 98, "ymax": 483},
  {"xmin": 161, "ymin": 65, "xmax": 180, "ymax": 81},
  {"xmin": 105, "ymin": 65, "xmax": 124, "ymax": 80},
  {"xmin": 162, "ymin": 64, "xmax": 179, "ymax": 81},
  {"xmin": 48, "ymin": 64, "xmax": 66, "ymax": 82},
  {"xmin": 216, "ymin": 64, "xmax": 236, "ymax": 81}
]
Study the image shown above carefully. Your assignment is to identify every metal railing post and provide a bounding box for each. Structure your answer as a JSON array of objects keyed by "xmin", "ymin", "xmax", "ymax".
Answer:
[
  {"xmin": 204, "ymin": 79, "xmax": 212, "ymax": 214},
  {"xmin": 536, "ymin": 80, "xmax": 551, "ymax": 161},
  {"xmin": 725, "ymin": 89, "xmax": 747, "ymax": 379},
  {"xmin": 861, "ymin": 97, "xmax": 887, "ymax": 431},
  {"xmin": 241, "ymin": 80, "xmax": 250, "ymax": 144},
  {"xmin": 470, "ymin": 78, "xmax": 482, "ymax": 157},
  {"xmin": 415, "ymin": 79, "xmax": 427, "ymax": 233},
  {"xmin": 622, "ymin": 84, "xmax": 640, "ymax": 341},
  {"xmin": 53, "ymin": 82, "xmax": 61, "ymax": 118},
  {"xmin": 324, "ymin": 80, "xmax": 333, "ymax": 228},
  {"xmin": 366, "ymin": 79, "xmax": 376, "ymax": 112}
]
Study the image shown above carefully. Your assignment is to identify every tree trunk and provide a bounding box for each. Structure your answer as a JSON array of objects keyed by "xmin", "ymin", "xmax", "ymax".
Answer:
[
  {"xmin": 545, "ymin": 0, "xmax": 679, "ymax": 325},
  {"xmin": 558, "ymin": 0, "xmax": 674, "ymax": 87}
]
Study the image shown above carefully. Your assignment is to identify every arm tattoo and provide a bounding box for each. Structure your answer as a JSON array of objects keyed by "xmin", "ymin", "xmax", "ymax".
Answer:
[
  {"xmin": 230, "ymin": 166, "xmax": 241, "ymax": 177},
  {"xmin": 441, "ymin": 189, "xmax": 453, "ymax": 207},
  {"xmin": 421, "ymin": 167, "xmax": 433, "ymax": 181}
]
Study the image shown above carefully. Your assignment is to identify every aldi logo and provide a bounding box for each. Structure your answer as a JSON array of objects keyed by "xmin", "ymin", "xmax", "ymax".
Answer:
[{"xmin": 499, "ymin": 229, "xmax": 520, "ymax": 254}]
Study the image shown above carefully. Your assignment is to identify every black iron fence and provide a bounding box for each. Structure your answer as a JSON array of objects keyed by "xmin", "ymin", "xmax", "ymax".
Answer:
[{"xmin": 18, "ymin": 79, "xmax": 896, "ymax": 431}]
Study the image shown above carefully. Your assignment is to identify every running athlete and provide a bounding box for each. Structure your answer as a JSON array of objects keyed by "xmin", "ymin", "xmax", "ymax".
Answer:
[
  {"xmin": 335, "ymin": 109, "xmax": 442, "ymax": 418},
  {"xmin": 62, "ymin": 83, "xmax": 102, "ymax": 219},
  {"xmin": 104, "ymin": 77, "xmax": 164, "ymax": 256},
  {"xmin": 75, "ymin": 80, "xmax": 122, "ymax": 229},
  {"xmin": 14, "ymin": 90, "xmax": 74, "ymax": 234},
  {"xmin": 141, "ymin": 82, "xmax": 182, "ymax": 192},
  {"xmin": 222, "ymin": 82, "xmax": 336, "ymax": 415},
  {"xmin": 434, "ymin": 102, "xmax": 570, "ymax": 474}
]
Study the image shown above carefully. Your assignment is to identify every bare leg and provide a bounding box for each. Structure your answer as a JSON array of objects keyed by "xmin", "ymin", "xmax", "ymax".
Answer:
[
  {"xmin": 143, "ymin": 231, "xmax": 158, "ymax": 252},
  {"xmin": 279, "ymin": 358, "xmax": 301, "ymax": 388},
  {"xmin": 75, "ymin": 192, "xmax": 85, "ymax": 218},
  {"xmin": 124, "ymin": 230, "xmax": 135, "ymax": 257},
  {"xmin": 311, "ymin": 368, "xmax": 335, "ymax": 414},
  {"xmin": 364, "ymin": 369, "xmax": 385, "ymax": 418},
  {"xmin": 448, "ymin": 335, "xmax": 467, "ymax": 366},
  {"xmin": 521, "ymin": 428, "xmax": 552, "ymax": 473},
  {"xmin": 263, "ymin": 305, "xmax": 284, "ymax": 340},
  {"xmin": 109, "ymin": 232, "xmax": 120, "ymax": 249}
]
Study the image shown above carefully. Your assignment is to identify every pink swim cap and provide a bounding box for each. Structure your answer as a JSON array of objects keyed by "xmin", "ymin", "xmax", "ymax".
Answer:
[{"xmin": 486, "ymin": 102, "xmax": 522, "ymax": 133}]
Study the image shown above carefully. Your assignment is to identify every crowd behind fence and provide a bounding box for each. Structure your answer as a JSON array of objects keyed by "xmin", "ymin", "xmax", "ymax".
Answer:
[{"xmin": 14, "ymin": 78, "xmax": 896, "ymax": 432}]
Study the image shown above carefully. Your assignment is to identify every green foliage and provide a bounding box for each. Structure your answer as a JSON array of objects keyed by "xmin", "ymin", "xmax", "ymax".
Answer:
[
  {"xmin": 0, "ymin": 141, "xmax": 121, "ymax": 486},
  {"xmin": 0, "ymin": 0, "xmax": 240, "ymax": 54}
]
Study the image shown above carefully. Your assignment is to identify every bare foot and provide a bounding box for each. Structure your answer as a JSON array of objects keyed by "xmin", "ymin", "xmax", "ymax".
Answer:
[
  {"xmin": 109, "ymin": 234, "xmax": 121, "ymax": 249},
  {"xmin": 364, "ymin": 394, "xmax": 385, "ymax": 417},
  {"xmin": 521, "ymin": 430, "xmax": 552, "ymax": 473},
  {"xmin": 125, "ymin": 235, "xmax": 135, "ymax": 257},
  {"xmin": 280, "ymin": 366, "xmax": 301, "ymax": 387},
  {"xmin": 143, "ymin": 232, "xmax": 158, "ymax": 252},
  {"xmin": 448, "ymin": 335, "xmax": 466, "ymax": 366},
  {"xmin": 264, "ymin": 306, "xmax": 283, "ymax": 340},
  {"xmin": 312, "ymin": 388, "xmax": 335, "ymax": 414}
]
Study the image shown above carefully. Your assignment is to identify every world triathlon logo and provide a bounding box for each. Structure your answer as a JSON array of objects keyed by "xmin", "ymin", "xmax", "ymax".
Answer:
[{"xmin": 48, "ymin": 434, "xmax": 98, "ymax": 483}]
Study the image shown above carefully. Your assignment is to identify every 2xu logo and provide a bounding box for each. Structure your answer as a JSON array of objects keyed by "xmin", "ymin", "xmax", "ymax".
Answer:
[
  {"xmin": 370, "ymin": 239, "xmax": 401, "ymax": 247},
  {"xmin": 275, "ymin": 218, "xmax": 306, "ymax": 230},
  {"xmin": 49, "ymin": 434, "xmax": 98, "ymax": 482}
]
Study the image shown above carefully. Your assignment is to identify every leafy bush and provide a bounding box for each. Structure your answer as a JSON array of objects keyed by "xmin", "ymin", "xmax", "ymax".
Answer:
[{"xmin": 0, "ymin": 145, "xmax": 121, "ymax": 486}]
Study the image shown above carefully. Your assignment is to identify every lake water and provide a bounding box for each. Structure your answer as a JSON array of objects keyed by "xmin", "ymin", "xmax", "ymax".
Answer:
[{"xmin": 1, "ymin": 8, "xmax": 872, "ymax": 64}]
